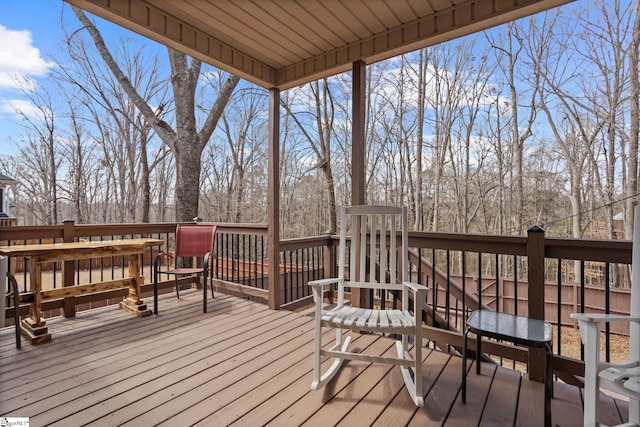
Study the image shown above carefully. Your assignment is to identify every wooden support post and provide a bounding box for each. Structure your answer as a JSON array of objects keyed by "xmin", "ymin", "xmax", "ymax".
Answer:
[
  {"xmin": 62, "ymin": 218, "xmax": 76, "ymax": 318},
  {"xmin": 351, "ymin": 60, "xmax": 368, "ymax": 309},
  {"xmin": 267, "ymin": 87, "xmax": 281, "ymax": 310},
  {"xmin": 527, "ymin": 225, "xmax": 546, "ymax": 382},
  {"xmin": 352, "ymin": 60, "xmax": 366, "ymax": 207},
  {"xmin": 21, "ymin": 260, "xmax": 51, "ymax": 343},
  {"xmin": 324, "ymin": 232, "xmax": 336, "ymax": 304}
]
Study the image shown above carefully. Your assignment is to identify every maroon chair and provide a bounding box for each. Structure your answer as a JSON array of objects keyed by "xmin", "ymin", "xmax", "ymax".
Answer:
[{"xmin": 153, "ymin": 224, "xmax": 217, "ymax": 314}]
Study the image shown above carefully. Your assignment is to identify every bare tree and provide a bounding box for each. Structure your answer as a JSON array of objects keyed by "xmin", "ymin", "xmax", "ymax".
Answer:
[
  {"xmin": 71, "ymin": 7, "xmax": 240, "ymax": 222},
  {"xmin": 425, "ymin": 45, "xmax": 463, "ymax": 231},
  {"xmin": 281, "ymin": 79, "xmax": 339, "ymax": 232},
  {"xmin": 412, "ymin": 49, "xmax": 429, "ymax": 230},
  {"xmin": 9, "ymin": 78, "xmax": 62, "ymax": 225},
  {"xmin": 62, "ymin": 98, "xmax": 100, "ymax": 224},
  {"xmin": 219, "ymin": 87, "xmax": 267, "ymax": 223},
  {"xmin": 626, "ymin": 0, "xmax": 640, "ymax": 239}
]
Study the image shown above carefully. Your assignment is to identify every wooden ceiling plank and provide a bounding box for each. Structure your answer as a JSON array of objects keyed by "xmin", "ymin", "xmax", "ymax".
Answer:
[
  {"xmin": 281, "ymin": 1, "xmax": 347, "ymax": 48},
  {"xmin": 385, "ymin": 0, "xmax": 424, "ymax": 22},
  {"xmin": 257, "ymin": 1, "xmax": 332, "ymax": 53},
  {"xmin": 276, "ymin": 0, "xmax": 574, "ymax": 89},
  {"xmin": 68, "ymin": 0, "xmax": 278, "ymax": 87},
  {"xmin": 66, "ymin": 0, "xmax": 575, "ymax": 90},
  {"xmin": 300, "ymin": 1, "xmax": 359, "ymax": 44},
  {"xmin": 228, "ymin": 1, "xmax": 316, "ymax": 63},
  {"xmin": 177, "ymin": 0, "xmax": 296, "ymax": 67},
  {"xmin": 341, "ymin": 0, "xmax": 388, "ymax": 33}
]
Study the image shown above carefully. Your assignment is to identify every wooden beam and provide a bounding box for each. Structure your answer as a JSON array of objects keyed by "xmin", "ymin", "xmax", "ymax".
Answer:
[
  {"xmin": 213, "ymin": 279, "xmax": 269, "ymax": 304},
  {"xmin": 62, "ymin": 218, "xmax": 76, "ymax": 317},
  {"xmin": 351, "ymin": 60, "xmax": 367, "ymax": 308},
  {"xmin": 527, "ymin": 225, "xmax": 547, "ymax": 383},
  {"xmin": 351, "ymin": 60, "xmax": 366, "ymax": 207},
  {"xmin": 41, "ymin": 278, "xmax": 136, "ymax": 299},
  {"xmin": 267, "ymin": 88, "xmax": 281, "ymax": 310},
  {"xmin": 65, "ymin": 0, "xmax": 277, "ymax": 88},
  {"xmin": 276, "ymin": 0, "xmax": 574, "ymax": 89}
]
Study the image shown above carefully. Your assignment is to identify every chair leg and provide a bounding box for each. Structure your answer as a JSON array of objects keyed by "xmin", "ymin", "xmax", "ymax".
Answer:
[
  {"xmin": 7, "ymin": 273, "xmax": 21, "ymax": 349},
  {"xmin": 630, "ymin": 397, "xmax": 640, "ymax": 425},
  {"xmin": 396, "ymin": 339, "xmax": 424, "ymax": 407},
  {"xmin": 581, "ymin": 321, "xmax": 600, "ymax": 427},
  {"xmin": 175, "ymin": 276, "xmax": 180, "ymax": 299},
  {"xmin": 312, "ymin": 337, "xmax": 351, "ymax": 390},
  {"xmin": 203, "ymin": 271, "xmax": 207, "ymax": 313},
  {"xmin": 211, "ymin": 259, "xmax": 216, "ymax": 299},
  {"xmin": 153, "ymin": 267, "xmax": 159, "ymax": 315},
  {"xmin": 462, "ymin": 328, "xmax": 468, "ymax": 403},
  {"xmin": 412, "ymin": 333, "xmax": 423, "ymax": 407},
  {"xmin": 311, "ymin": 321, "xmax": 350, "ymax": 391}
]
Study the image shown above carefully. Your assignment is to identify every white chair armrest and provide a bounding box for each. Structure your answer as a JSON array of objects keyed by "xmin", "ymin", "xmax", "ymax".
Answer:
[
  {"xmin": 308, "ymin": 278, "xmax": 339, "ymax": 289},
  {"xmin": 571, "ymin": 313, "xmax": 640, "ymax": 350},
  {"xmin": 404, "ymin": 282, "xmax": 427, "ymax": 319},
  {"xmin": 571, "ymin": 313, "xmax": 640, "ymax": 323},
  {"xmin": 309, "ymin": 278, "xmax": 340, "ymax": 304},
  {"xmin": 403, "ymin": 281, "xmax": 428, "ymax": 295}
]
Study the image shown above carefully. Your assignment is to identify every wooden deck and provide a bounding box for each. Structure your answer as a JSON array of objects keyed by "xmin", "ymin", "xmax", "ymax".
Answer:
[{"xmin": 0, "ymin": 290, "xmax": 631, "ymax": 426}]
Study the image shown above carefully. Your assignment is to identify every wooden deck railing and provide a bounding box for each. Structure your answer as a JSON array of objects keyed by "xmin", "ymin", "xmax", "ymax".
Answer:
[
  {"xmin": 1, "ymin": 221, "xmax": 633, "ymax": 387},
  {"xmin": 0, "ymin": 217, "xmax": 17, "ymax": 227},
  {"xmin": 405, "ymin": 228, "xmax": 632, "ymax": 386}
]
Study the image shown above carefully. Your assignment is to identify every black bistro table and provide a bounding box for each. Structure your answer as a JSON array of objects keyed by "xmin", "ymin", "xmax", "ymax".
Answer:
[{"xmin": 462, "ymin": 310, "xmax": 553, "ymax": 427}]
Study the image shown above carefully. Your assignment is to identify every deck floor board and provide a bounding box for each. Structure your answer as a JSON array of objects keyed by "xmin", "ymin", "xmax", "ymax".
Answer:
[{"xmin": 0, "ymin": 290, "xmax": 630, "ymax": 426}]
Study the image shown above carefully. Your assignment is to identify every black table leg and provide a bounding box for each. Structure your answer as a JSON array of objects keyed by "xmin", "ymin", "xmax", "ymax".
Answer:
[
  {"xmin": 476, "ymin": 333, "xmax": 482, "ymax": 375},
  {"xmin": 544, "ymin": 343, "xmax": 553, "ymax": 427},
  {"xmin": 462, "ymin": 327, "xmax": 468, "ymax": 403}
]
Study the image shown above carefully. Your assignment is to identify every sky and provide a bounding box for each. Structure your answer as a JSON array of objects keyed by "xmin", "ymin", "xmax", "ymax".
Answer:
[
  {"xmin": 0, "ymin": 0, "xmax": 151, "ymax": 154},
  {"xmin": 0, "ymin": 0, "xmax": 65, "ymax": 150},
  {"xmin": 0, "ymin": 0, "xmax": 610, "ymax": 162}
]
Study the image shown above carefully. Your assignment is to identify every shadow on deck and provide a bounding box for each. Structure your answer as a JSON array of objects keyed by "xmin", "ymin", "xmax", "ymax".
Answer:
[{"xmin": 0, "ymin": 290, "xmax": 630, "ymax": 426}]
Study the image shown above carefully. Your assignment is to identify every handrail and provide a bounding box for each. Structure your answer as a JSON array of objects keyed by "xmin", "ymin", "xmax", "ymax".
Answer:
[
  {"xmin": 0, "ymin": 222, "xmax": 269, "ymax": 242},
  {"xmin": 1, "ymin": 220, "xmax": 634, "ymax": 386}
]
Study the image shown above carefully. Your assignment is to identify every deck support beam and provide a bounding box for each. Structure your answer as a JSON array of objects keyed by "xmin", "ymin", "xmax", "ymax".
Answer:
[
  {"xmin": 351, "ymin": 60, "xmax": 368, "ymax": 309},
  {"xmin": 267, "ymin": 87, "xmax": 281, "ymax": 310},
  {"xmin": 527, "ymin": 225, "xmax": 546, "ymax": 382},
  {"xmin": 62, "ymin": 218, "xmax": 76, "ymax": 318}
]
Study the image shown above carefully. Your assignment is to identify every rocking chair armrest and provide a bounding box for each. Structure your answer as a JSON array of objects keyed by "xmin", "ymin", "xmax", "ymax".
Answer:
[
  {"xmin": 404, "ymin": 281, "xmax": 428, "ymax": 316},
  {"xmin": 403, "ymin": 281, "xmax": 428, "ymax": 295},
  {"xmin": 309, "ymin": 278, "xmax": 340, "ymax": 304},
  {"xmin": 308, "ymin": 278, "xmax": 340, "ymax": 290},
  {"xmin": 571, "ymin": 313, "xmax": 640, "ymax": 324}
]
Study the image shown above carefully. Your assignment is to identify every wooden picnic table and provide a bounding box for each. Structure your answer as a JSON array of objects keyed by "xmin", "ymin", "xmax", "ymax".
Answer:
[{"xmin": 0, "ymin": 238, "xmax": 163, "ymax": 343}]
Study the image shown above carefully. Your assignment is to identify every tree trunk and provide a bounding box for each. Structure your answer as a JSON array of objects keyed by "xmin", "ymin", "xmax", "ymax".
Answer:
[{"xmin": 73, "ymin": 7, "xmax": 239, "ymax": 223}]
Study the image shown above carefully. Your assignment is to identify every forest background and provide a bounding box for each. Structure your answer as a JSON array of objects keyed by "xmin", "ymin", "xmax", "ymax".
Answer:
[{"xmin": 0, "ymin": 0, "xmax": 639, "ymax": 242}]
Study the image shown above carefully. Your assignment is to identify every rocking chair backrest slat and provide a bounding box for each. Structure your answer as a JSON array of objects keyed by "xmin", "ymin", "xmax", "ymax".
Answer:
[
  {"xmin": 380, "ymin": 216, "xmax": 387, "ymax": 285},
  {"xmin": 342, "ymin": 205, "xmax": 407, "ymax": 292},
  {"xmin": 391, "ymin": 215, "xmax": 398, "ymax": 284},
  {"xmin": 359, "ymin": 214, "xmax": 367, "ymax": 282},
  {"xmin": 632, "ymin": 206, "xmax": 640, "ymax": 362},
  {"xmin": 369, "ymin": 216, "xmax": 376, "ymax": 283}
]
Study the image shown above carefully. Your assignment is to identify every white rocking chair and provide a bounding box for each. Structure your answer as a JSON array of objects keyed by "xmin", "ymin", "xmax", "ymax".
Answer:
[
  {"xmin": 308, "ymin": 205, "xmax": 428, "ymax": 407},
  {"xmin": 571, "ymin": 205, "xmax": 640, "ymax": 426}
]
